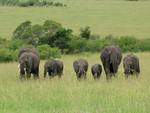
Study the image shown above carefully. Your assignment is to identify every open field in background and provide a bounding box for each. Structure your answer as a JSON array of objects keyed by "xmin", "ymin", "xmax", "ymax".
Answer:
[
  {"xmin": 0, "ymin": 0, "xmax": 150, "ymax": 39},
  {"xmin": 0, "ymin": 52, "xmax": 150, "ymax": 113}
]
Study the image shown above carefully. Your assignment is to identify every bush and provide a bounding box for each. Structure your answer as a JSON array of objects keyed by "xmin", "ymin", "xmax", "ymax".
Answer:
[
  {"xmin": 117, "ymin": 36, "xmax": 139, "ymax": 52},
  {"xmin": 41, "ymin": 20, "xmax": 73, "ymax": 50},
  {"xmin": 37, "ymin": 45, "xmax": 61, "ymax": 59},
  {"xmin": 80, "ymin": 26, "xmax": 91, "ymax": 40},
  {"xmin": 13, "ymin": 20, "xmax": 73, "ymax": 50},
  {"xmin": 5, "ymin": 39, "xmax": 24, "ymax": 50},
  {"xmin": 137, "ymin": 39, "xmax": 150, "ymax": 52},
  {"xmin": 0, "ymin": 0, "xmax": 67, "ymax": 7},
  {"xmin": 0, "ymin": 48, "xmax": 14, "ymax": 62},
  {"xmin": 0, "ymin": 0, "xmax": 19, "ymax": 6},
  {"xmin": 68, "ymin": 37, "xmax": 87, "ymax": 53},
  {"xmin": 13, "ymin": 21, "xmax": 32, "ymax": 40}
]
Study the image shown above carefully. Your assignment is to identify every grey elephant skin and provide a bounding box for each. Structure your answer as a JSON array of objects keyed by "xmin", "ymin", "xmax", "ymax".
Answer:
[
  {"xmin": 123, "ymin": 54, "xmax": 140, "ymax": 77},
  {"xmin": 100, "ymin": 45, "xmax": 122, "ymax": 79},
  {"xmin": 19, "ymin": 52, "xmax": 40, "ymax": 79},
  {"xmin": 18, "ymin": 47, "xmax": 39, "ymax": 58},
  {"xmin": 91, "ymin": 64, "xmax": 102, "ymax": 79},
  {"xmin": 73, "ymin": 59, "xmax": 88, "ymax": 80},
  {"xmin": 44, "ymin": 59, "xmax": 63, "ymax": 78}
]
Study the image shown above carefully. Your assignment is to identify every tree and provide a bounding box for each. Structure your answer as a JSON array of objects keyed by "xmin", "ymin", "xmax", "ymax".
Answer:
[{"xmin": 80, "ymin": 26, "xmax": 91, "ymax": 39}]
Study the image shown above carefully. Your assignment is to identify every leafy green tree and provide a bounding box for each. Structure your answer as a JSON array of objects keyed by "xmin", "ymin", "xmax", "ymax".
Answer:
[{"xmin": 80, "ymin": 26, "xmax": 91, "ymax": 39}]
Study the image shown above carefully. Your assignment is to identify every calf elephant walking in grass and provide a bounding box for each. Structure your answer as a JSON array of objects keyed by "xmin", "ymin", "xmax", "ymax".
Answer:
[
  {"xmin": 100, "ymin": 45, "xmax": 122, "ymax": 80},
  {"xmin": 44, "ymin": 59, "xmax": 64, "ymax": 78},
  {"xmin": 123, "ymin": 54, "xmax": 140, "ymax": 78},
  {"xmin": 73, "ymin": 59, "xmax": 88, "ymax": 80},
  {"xmin": 91, "ymin": 64, "xmax": 102, "ymax": 79}
]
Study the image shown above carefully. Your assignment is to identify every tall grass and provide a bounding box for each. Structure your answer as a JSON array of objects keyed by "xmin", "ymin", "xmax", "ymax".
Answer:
[{"xmin": 0, "ymin": 52, "xmax": 150, "ymax": 113}]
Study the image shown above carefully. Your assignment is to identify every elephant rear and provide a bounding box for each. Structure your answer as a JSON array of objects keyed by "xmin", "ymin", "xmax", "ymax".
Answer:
[
  {"xmin": 123, "ymin": 54, "xmax": 140, "ymax": 76},
  {"xmin": 44, "ymin": 59, "xmax": 64, "ymax": 78},
  {"xmin": 100, "ymin": 45, "xmax": 122, "ymax": 79},
  {"xmin": 73, "ymin": 59, "xmax": 88, "ymax": 80},
  {"xmin": 91, "ymin": 64, "xmax": 102, "ymax": 79},
  {"xmin": 19, "ymin": 52, "xmax": 40, "ymax": 79}
]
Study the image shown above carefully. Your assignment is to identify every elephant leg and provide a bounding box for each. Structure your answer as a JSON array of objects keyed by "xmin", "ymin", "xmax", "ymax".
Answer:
[
  {"xmin": 84, "ymin": 74, "xmax": 87, "ymax": 79},
  {"xmin": 77, "ymin": 74, "xmax": 81, "ymax": 81},
  {"xmin": 113, "ymin": 73, "xmax": 118, "ymax": 79},
  {"xmin": 125, "ymin": 74, "xmax": 129, "ymax": 79},
  {"xmin": 58, "ymin": 73, "xmax": 62, "ymax": 79},
  {"xmin": 104, "ymin": 65, "xmax": 111, "ymax": 80},
  {"xmin": 20, "ymin": 69, "xmax": 25, "ymax": 80},
  {"xmin": 33, "ymin": 74, "xmax": 39, "ymax": 79},
  {"xmin": 135, "ymin": 72, "xmax": 139, "ymax": 78},
  {"xmin": 33, "ymin": 68, "xmax": 39, "ymax": 79},
  {"xmin": 106, "ymin": 74, "xmax": 111, "ymax": 80},
  {"xmin": 26, "ymin": 74, "xmax": 31, "ymax": 79},
  {"xmin": 93, "ymin": 73, "xmax": 98, "ymax": 79},
  {"xmin": 20, "ymin": 74, "xmax": 25, "ymax": 80}
]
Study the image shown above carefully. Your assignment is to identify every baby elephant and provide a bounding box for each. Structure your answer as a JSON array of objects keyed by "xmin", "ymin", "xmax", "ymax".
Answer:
[
  {"xmin": 91, "ymin": 64, "xmax": 102, "ymax": 79},
  {"xmin": 123, "ymin": 54, "xmax": 140, "ymax": 78},
  {"xmin": 73, "ymin": 59, "xmax": 88, "ymax": 80},
  {"xmin": 44, "ymin": 59, "xmax": 63, "ymax": 78}
]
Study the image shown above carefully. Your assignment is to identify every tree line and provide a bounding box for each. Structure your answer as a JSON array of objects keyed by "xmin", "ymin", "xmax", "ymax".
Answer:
[{"xmin": 0, "ymin": 20, "xmax": 150, "ymax": 62}]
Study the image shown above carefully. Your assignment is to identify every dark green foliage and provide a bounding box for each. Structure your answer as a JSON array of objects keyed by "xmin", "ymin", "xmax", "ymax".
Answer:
[
  {"xmin": 5, "ymin": 39, "xmax": 24, "ymax": 50},
  {"xmin": 0, "ymin": 0, "xmax": 19, "ymax": 6},
  {"xmin": 137, "ymin": 39, "xmax": 150, "ymax": 52},
  {"xmin": 0, "ymin": 48, "xmax": 14, "ymax": 62},
  {"xmin": 0, "ymin": 0, "xmax": 67, "ymax": 7},
  {"xmin": 80, "ymin": 26, "xmax": 91, "ymax": 40},
  {"xmin": 13, "ymin": 21, "xmax": 32, "ymax": 40},
  {"xmin": 13, "ymin": 20, "xmax": 72, "ymax": 49},
  {"xmin": 117, "ymin": 36, "xmax": 139, "ymax": 52},
  {"xmin": 68, "ymin": 37, "xmax": 87, "ymax": 53},
  {"xmin": 37, "ymin": 44, "xmax": 61, "ymax": 59},
  {"xmin": 2, "ymin": 20, "xmax": 150, "ymax": 62},
  {"xmin": 54, "ymin": 2, "xmax": 65, "ymax": 7}
]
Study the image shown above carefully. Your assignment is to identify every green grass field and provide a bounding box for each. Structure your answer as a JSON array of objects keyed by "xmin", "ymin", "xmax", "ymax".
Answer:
[
  {"xmin": 0, "ymin": 52, "xmax": 150, "ymax": 113},
  {"xmin": 0, "ymin": 0, "xmax": 150, "ymax": 39},
  {"xmin": 0, "ymin": 0, "xmax": 150, "ymax": 112}
]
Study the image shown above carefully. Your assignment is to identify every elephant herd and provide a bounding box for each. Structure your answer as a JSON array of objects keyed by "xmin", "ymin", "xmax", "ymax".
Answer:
[{"xmin": 18, "ymin": 45, "xmax": 140, "ymax": 80}]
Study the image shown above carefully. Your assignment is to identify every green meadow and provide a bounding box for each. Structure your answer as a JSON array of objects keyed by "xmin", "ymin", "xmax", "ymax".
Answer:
[
  {"xmin": 0, "ymin": 53, "xmax": 150, "ymax": 113},
  {"xmin": 0, "ymin": 0, "xmax": 150, "ymax": 113},
  {"xmin": 0, "ymin": 0, "xmax": 150, "ymax": 39}
]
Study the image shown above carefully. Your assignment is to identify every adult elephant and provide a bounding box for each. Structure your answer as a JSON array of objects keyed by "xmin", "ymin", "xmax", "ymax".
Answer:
[
  {"xmin": 19, "ymin": 52, "xmax": 40, "ymax": 79},
  {"xmin": 100, "ymin": 45, "xmax": 122, "ymax": 79},
  {"xmin": 18, "ymin": 47, "xmax": 39, "ymax": 58},
  {"xmin": 123, "ymin": 54, "xmax": 140, "ymax": 78},
  {"xmin": 44, "ymin": 59, "xmax": 64, "ymax": 78},
  {"xmin": 73, "ymin": 59, "xmax": 88, "ymax": 80}
]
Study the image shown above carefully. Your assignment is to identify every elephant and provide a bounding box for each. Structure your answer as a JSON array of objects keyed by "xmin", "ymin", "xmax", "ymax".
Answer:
[
  {"xmin": 100, "ymin": 45, "xmax": 122, "ymax": 79},
  {"xmin": 18, "ymin": 47, "xmax": 39, "ymax": 58},
  {"xmin": 44, "ymin": 59, "xmax": 64, "ymax": 78},
  {"xmin": 19, "ymin": 52, "xmax": 40, "ymax": 79},
  {"xmin": 123, "ymin": 54, "xmax": 140, "ymax": 78},
  {"xmin": 91, "ymin": 64, "xmax": 102, "ymax": 79},
  {"xmin": 73, "ymin": 59, "xmax": 88, "ymax": 80}
]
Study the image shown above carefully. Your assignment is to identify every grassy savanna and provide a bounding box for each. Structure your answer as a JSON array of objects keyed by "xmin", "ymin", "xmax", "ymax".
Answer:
[
  {"xmin": 0, "ymin": 52, "xmax": 150, "ymax": 113},
  {"xmin": 0, "ymin": 0, "xmax": 150, "ymax": 39}
]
